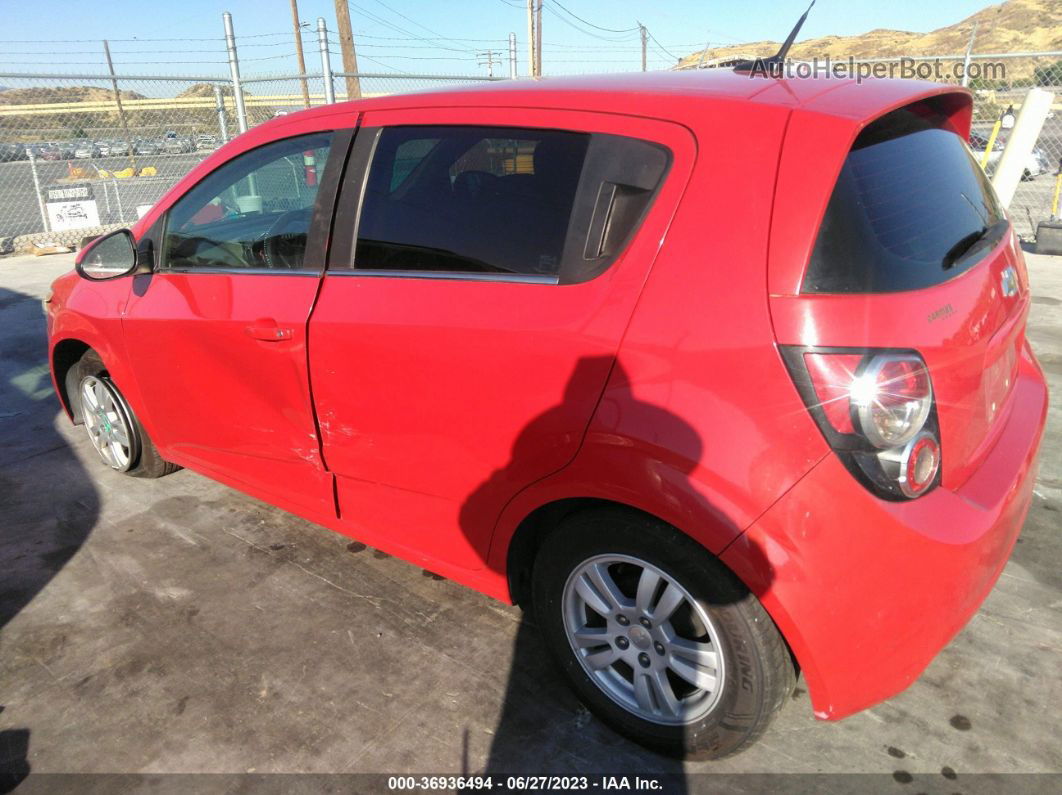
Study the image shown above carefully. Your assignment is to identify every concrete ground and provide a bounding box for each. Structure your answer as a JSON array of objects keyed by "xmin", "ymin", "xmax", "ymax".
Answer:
[{"xmin": 0, "ymin": 250, "xmax": 1059, "ymax": 788}]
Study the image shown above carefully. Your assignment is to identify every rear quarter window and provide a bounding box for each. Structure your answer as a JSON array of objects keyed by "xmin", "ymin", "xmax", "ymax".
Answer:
[{"xmin": 803, "ymin": 108, "xmax": 1005, "ymax": 294}]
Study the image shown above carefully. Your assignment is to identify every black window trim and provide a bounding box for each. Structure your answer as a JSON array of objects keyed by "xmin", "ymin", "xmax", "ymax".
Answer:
[
  {"xmin": 326, "ymin": 123, "xmax": 671, "ymax": 286},
  {"xmin": 156, "ymin": 128, "xmax": 355, "ymax": 277}
]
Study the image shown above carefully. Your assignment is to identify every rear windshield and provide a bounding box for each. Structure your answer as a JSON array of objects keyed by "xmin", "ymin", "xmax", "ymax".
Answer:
[{"xmin": 803, "ymin": 108, "xmax": 1005, "ymax": 294}]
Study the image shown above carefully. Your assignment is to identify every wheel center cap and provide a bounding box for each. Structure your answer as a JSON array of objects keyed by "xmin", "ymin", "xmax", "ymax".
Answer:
[{"xmin": 628, "ymin": 625, "xmax": 651, "ymax": 650}]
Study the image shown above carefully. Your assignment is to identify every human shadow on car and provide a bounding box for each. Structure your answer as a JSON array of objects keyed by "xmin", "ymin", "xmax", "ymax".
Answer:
[
  {"xmin": 460, "ymin": 357, "xmax": 775, "ymax": 783},
  {"xmin": 0, "ymin": 285, "xmax": 102, "ymax": 788}
]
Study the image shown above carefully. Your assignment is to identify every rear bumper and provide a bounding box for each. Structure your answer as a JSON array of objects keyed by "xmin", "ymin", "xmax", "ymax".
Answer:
[{"xmin": 721, "ymin": 342, "xmax": 1048, "ymax": 720}]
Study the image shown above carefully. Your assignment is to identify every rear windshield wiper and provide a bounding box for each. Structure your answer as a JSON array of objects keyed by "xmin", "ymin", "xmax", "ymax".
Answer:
[{"xmin": 941, "ymin": 220, "xmax": 1006, "ymax": 269}]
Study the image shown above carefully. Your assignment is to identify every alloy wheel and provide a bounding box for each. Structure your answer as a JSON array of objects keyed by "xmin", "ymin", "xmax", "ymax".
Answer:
[
  {"xmin": 80, "ymin": 375, "xmax": 137, "ymax": 472},
  {"xmin": 562, "ymin": 554, "xmax": 726, "ymax": 726}
]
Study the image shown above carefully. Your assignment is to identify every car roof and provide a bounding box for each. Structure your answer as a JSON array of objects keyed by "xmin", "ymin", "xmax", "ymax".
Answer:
[{"xmin": 262, "ymin": 70, "xmax": 970, "ymax": 130}]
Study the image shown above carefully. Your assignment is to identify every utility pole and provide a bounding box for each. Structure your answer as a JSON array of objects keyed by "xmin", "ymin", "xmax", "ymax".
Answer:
[
  {"xmin": 696, "ymin": 36, "xmax": 711, "ymax": 69},
  {"xmin": 333, "ymin": 0, "xmax": 361, "ymax": 99},
  {"xmin": 290, "ymin": 0, "xmax": 310, "ymax": 108},
  {"xmin": 535, "ymin": 0, "xmax": 542, "ymax": 76},
  {"xmin": 477, "ymin": 50, "xmax": 500, "ymax": 78},
  {"xmin": 102, "ymin": 40, "xmax": 136, "ymax": 171},
  {"xmin": 639, "ymin": 23, "xmax": 648, "ymax": 72},
  {"xmin": 526, "ymin": 0, "xmax": 535, "ymax": 77},
  {"xmin": 508, "ymin": 32, "xmax": 517, "ymax": 79}
]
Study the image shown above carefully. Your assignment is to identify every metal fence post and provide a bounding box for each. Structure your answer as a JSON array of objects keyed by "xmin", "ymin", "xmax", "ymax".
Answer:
[
  {"xmin": 27, "ymin": 149, "xmax": 49, "ymax": 234},
  {"xmin": 213, "ymin": 84, "xmax": 230, "ymax": 142},
  {"xmin": 318, "ymin": 18, "xmax": 336, "ymax": 104},
  {"xmin": 223, "ymin": 12, "xmax": 249, "ymax": 134},
  {"xmin": 509, "ymin": 33, "xmax": 517, "ymax": 79}
]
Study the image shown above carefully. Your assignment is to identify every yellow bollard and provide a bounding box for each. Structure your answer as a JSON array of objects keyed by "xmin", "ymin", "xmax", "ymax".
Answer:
[
  {"xmin": 980, "ymin": 118, "xmax": 1002, "ymax": 170},
  {"xmin": 1051, "ymin": 160, "xmax": 1062, "ymax": 220}
]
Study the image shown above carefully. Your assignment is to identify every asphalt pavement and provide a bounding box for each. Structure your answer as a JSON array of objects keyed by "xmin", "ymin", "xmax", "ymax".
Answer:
[{"xmin": 0, "ymin": 251, "xmax": 1059, "ymax": 790}]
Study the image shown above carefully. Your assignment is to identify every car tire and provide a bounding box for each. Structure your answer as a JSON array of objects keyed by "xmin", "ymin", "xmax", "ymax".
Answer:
[
  {"xmin": 69, "ymin": 350, "xmax": 180, "ymax": 479},
  {"xmin": 532, "ymin": 507, "xmax": 794, "ymax": 759}
]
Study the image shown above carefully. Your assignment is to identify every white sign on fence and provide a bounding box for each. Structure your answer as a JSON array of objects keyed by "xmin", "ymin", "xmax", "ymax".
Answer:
[{"xmin": 45, "ymin": 184, "xmax": 100, "ymax": 232}]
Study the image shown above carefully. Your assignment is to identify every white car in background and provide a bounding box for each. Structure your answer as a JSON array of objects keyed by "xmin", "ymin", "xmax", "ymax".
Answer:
[{"xmin": 969, "ymin": 132, "xmax": 1049, "ymax": 179}]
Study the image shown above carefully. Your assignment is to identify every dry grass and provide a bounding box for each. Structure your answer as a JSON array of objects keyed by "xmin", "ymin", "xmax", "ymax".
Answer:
[{"xmin": 678, "ymin": 0, "xmax": 1062, "ymax": 68}]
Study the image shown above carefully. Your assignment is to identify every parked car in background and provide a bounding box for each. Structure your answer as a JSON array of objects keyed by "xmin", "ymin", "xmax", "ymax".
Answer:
[
  {"xmin": 162, "ymin": 136, "xmax": 195, "ymax": 154},
  {"xmin": 134, "ymin": 139, "xmax": 160, "ymax": 156},
  {"xmin": 0, "ymin": 142, "xmax": 26, "ymax": 162},
  {"xmin": 74, "ymin": 142, "xmax": 100, "ymax": 159},
  {"xmin": 96, "ymin": 141, "xmax": 112, "ymax": 157},
  {"xmin": 48, "ymin": 72, "xmax": 1047, "ymax": 760},
  {"xmin": 969, "ymin": 132, "xmax": 1047, "ymax": 179},
  {"xmin": 39, "ymin": 143, "xmax": 73, "ymax": 161},
  {"xmin": 109, "ymin": 140, "xmax": 131, "ymax": 156},
  {"xmin": 196, "ymin": 134, "xmax": 219, "ymax": 151}
]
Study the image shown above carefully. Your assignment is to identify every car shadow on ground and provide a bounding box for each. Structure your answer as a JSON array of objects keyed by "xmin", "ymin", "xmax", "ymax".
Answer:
[
  {"xmin": 0, "ymin": 285, "xmax": 100, "ymax": 792},
  {"xmin": 459, "ymin": 357, "xmax": 776, "ymax": 786}
]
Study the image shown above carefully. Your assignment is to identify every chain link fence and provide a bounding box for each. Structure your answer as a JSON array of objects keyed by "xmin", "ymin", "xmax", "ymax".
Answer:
[
  {"xmin": 2, "ymin": 52, "xmax": 1061, "ymax": 246},
  {"xmin": 0, "ymin": 70, "xmax": 498, "ymax": 246}
]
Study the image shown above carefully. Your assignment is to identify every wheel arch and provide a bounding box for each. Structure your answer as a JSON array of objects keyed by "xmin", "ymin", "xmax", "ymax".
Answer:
[
  {"xmin": 502, "ymin": 493, "xmax": 801, "ymax": 681},
  {"xmin": 505, "ymin": 495, "xmax": 745, "ymax": 609},
  {"xmin": 51, "ymin": 338, "xmax": 93, "ymax": 423}
]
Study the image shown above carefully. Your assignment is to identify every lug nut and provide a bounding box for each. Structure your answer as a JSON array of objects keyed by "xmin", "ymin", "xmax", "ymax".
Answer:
[
  {"xmin": 639, "ymin": 617, "xmax": 652, "ymax": 629},
  {"xmin": 654, "ymin": 641, "xmax": 666, "ymax": 656},
  {"xmin": 615, "ymin": 636, "xmax": 630, "ymax": 650},
  {"xmin": 616, "ymin": 615, "xmax": 630, "ymax": 626},
  {"xmin": 638, "ymin": 653, "xmax": 651, "ymax": 668}
]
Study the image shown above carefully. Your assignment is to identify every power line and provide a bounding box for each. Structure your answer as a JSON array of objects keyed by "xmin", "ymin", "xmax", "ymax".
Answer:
[
  {"xmin": 546, "ymin": 0, "xmax": 638, "ymax": 34},
  {"xmin": 350, "ymin": 32, "xmax": 508, "ymax": 43},
  {"xmin": 540, "ymin": 5, "xmax": 638, "ymax": 44},
  {"xmin": 347, "ymin": 2, "xmax": 477, "ymax": 53},
  {"xmin": 646, "ymin": 30, "xmax": 682, "ymax": 62},
  {"xmin": 367, "ymin": 0, "xmax": 460, "ymax": 43}
]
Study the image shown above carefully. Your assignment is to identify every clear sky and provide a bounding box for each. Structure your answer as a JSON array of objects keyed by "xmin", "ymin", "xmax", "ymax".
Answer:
[{"xmin": 0, "ymin": 0, "xmax": 996, "ymax": 78}]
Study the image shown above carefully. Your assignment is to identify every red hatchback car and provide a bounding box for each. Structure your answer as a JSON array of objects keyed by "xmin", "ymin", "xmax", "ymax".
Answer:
[{"xmin": 46, "ymin": 71, "xmax": 1047, "ymax": 758}]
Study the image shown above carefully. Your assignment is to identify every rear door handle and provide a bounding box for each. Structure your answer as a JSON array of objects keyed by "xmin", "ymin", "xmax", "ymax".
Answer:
[{"xmin": 245, "ymin": 321, "xmax": 294, "ymax": 341}]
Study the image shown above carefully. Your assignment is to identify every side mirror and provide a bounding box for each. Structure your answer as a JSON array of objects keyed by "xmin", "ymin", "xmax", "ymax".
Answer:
[{"xmin": 75, "ymin": 229, "xmax": 139, "ymax": 281}]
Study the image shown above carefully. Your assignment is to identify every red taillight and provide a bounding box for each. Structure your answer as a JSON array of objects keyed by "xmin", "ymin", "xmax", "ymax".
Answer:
[
  {"xmin": 902, "ymin": 433, "xmax": 941, "ymax": 496},
  {"xmin": 803, "ymin": 353, "xmax": 862, "ymax": 434},
  {"xmin": 783, "ymin": 347, "xmax": 941, "ymax": 501},
  {"xmin": 851, "ymin": 354, "xmax": 933, "ymax": 449}
]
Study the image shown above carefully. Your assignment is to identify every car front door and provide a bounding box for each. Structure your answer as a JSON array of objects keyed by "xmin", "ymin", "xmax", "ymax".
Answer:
[
  {"xmin": 309, "ymin": 108, "xmax": 694, "ymax": 571},
  {"xmin": 123, "ymin": 128, "xmax": 351, "ymax": 518}
]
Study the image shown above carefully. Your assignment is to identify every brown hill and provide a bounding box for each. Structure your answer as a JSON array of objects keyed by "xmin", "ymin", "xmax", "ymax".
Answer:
[
  {"xmin": 0, "ymin": 85, "xmax": 145, "ymax": 105},
  {"xmin": 678, "ymin": 0, "xmax": 1062, "ymax": 68}
]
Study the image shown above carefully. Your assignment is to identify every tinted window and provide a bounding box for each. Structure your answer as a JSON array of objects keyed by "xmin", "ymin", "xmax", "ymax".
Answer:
[
  {"xmin": 355, "ymin": 126, "xmax": 590, "ymax": 277},
  {"xmin": 163, "ymin": 133, "xmax": 332, "ymax": 271},
  {"xmin": 803, "ymin": 110, "xmax": 1005, "ymax": 294}
]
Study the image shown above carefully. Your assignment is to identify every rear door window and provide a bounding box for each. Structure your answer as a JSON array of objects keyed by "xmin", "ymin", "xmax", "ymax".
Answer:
[
  {"xmin": 356, "ymin": 127, "xmax": 589, "ymax": 278},
  {"xmin": 348, "ymin": 125, "xmax": 669, "ymax": 283},
  {"xmin": 803, "ymin": 109, "xmax": 1005, "ymax": 294}
]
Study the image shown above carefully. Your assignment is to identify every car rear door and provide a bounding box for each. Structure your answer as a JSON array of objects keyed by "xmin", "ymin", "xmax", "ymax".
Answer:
[
  {"xmin": 122, "ymin": 127, "xmax": 352, "ymax": 518},
  {"xmin": 308, "ymin": 107, "xmax": 695, "ymax": 570}
]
